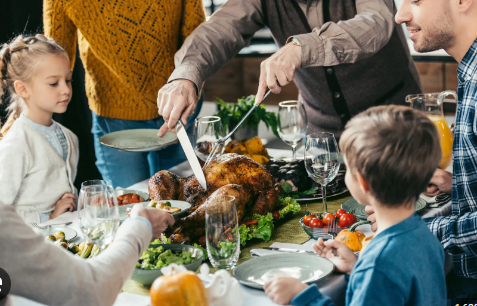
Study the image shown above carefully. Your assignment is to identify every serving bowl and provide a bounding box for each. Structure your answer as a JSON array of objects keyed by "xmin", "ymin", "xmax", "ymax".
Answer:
[{"xmin": 131, "ymin": 244, "xmax": 204, "ymax": 286}]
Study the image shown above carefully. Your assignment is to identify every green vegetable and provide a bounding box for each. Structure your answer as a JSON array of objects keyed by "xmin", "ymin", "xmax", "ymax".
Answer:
[
  {"xmin": 214, "ymin": 96, "xmax": 279, "ymax": 137},
  {"xmin": 238, "ymin": 225, "xmax": 253, "ymax": 246},
  {"xmin": 45, "ymin": 235, "xmax": 57, "ymax": 242},
  {"xmin": 138, "ymin": 247, "xmax": 195, "ymax": 270},
  {"xmin": 277, "ymin": 197, "xmax": 301, "ymax": 218},
  {"xmin": 251, "ymin": 213, "xmax": 274, "ymax": 242},
  {"xmin": 163, "ymin": 201, "xmax": 171, "ymax": 207},
  {"xmin": 281, "ymin": 182, "xmax": 318, "ymax": 199},
  {"xmin": 54, "ymin": 231, "xmax": 66, "ymax": 241},
  {"xmin": 209, "ymin": 240, "xmax": 237, "ymax": 259},
  {"xmin": 79, "ymin": 243, "xmax": 94, "ymax": 258},
  {"xmin": 68, "ymin": 243, "xmax": 80, "ymax": 254},
  {"xmin": 193, "ymin": 243, "xmax": 208, "ymax": 260}
]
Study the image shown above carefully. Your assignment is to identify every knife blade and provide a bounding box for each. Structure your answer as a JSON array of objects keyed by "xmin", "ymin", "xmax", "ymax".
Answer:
[{"xmin": 176, "ymin": 120, "xmax": 207, "ymax": 190}]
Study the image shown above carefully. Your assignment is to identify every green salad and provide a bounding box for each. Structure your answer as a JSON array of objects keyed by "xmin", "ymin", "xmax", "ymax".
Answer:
[{"xmin": 136, "ymin": 246, "xmax": 194, "ymax": 270}]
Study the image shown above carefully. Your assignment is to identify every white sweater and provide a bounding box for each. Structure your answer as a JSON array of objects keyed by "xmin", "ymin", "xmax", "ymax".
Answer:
[
  {"xmin": 0, "ymin": 203, "xmax": 151, "ymax": 306},
  {"xmin": 0, "ymin": 119, "xmax": 79, "ymax": 223}
]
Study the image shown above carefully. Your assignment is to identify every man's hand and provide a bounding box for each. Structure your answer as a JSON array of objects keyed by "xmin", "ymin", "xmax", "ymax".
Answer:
[
  {"xmin": 364, "ymin": 205, "xmax": 378, "ymax": 232},
  {"xmin": 424, "ymin": 168, "xmax": 453, "ymax": 196},
  {"xmin": 313, "ymin": 238, "xmax": 358, "ymax": 275},
  {"xmin": 255, "ymin": 43, "xmax": 302, "ymax": 104},
  {"xmin": 130, "ymin": 204, "xmax": 175, "ymax": 239},
  {"xmin": 157, "ymin": 79, "xmax": 197, "ymax": 137},
  {"xmin": 50, "ymin": 193, "xmax": 77, "ymax": 219},
  {"xmin": 264, "ymin": 276, "xmax": 308, "ymax": 305}
]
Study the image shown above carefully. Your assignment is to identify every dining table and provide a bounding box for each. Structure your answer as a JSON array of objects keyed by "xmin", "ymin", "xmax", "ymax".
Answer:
[{"xmin": 13, "ymin": 148, "xmax": 454, "ymax": 306}]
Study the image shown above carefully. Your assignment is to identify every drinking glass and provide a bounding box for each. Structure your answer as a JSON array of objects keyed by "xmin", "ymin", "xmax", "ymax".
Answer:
[
  {"xmin": 205, "ymin": 195, "xmax": 240, "ymax": 270},
  {"xmin": 194, "ymin": 116, "xmax": 225, "ymax": 162},
  {"xmin": 78, "ymin": 180, "xmax": 119, "ymax": 249},
  {"xmin": 304, "ymin": 133, "xmax": 340, "ymax": 213},
  {"xmin": 277, "ymin": 101, "xmax": 308, "ymax": 159}
]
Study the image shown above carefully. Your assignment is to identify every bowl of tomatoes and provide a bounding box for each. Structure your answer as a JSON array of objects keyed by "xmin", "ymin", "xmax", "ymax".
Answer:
[{"xmin": 300, "ymin": 209, "xmax": 358, "ymax": 240}]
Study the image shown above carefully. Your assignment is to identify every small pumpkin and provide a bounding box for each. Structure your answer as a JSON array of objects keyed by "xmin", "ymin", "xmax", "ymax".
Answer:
[
  {"xmin": 150, "ymin": 267, "xmax": 208, "ymax": 306},
  {"xmin": 334, "ymin": 221, "xmax": 371, "ymax": 252}
]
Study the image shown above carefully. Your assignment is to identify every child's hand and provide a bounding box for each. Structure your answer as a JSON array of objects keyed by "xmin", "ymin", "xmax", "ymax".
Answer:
[
  {"xmin": 264, "ymin": 276, "xmax": 308, "ymax": 305},
  {"xmin": 313, "ymin": 238, "xmax": 358, "ymax": 275},
  {"xmin": 50, "ymin": 193, "xmax": 77, "ymax": 219}
]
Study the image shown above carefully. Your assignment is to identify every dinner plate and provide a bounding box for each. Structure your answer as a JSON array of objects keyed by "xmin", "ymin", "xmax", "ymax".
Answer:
[
  {"xmin": 118, "ymin": 200, "xmax": 192, "ymax": 221},
  {"xmin": 42, "ymin": 226, "xmax": 77, "ymax": 241},
  {"xmin": 99, "ymin": 129, "xmax": 177, "ymax": 152},
  {"xmin": 233, "ymin": 254, "xmax": 334, "ymax": 289},
  {"xmin": 341, "ymin": 198, "xmax": 427, "ymax": 220}
]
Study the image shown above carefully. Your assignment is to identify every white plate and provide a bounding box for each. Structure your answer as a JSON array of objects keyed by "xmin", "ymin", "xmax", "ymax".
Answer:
[
  {"xmin": 99, "ymin": 129, "xmax": 177, "ymax": 152},
  {"xmin": 119, "ymin": 200, "xmax": 192, "ymax": 221},
  {"xmin": 43, "ymin": 226, "xmax": 77, "ymax": 241}
]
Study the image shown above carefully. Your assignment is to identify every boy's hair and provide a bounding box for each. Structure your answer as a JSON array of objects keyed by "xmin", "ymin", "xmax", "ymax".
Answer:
[
  {"xmin": 339, "ymin": 105, "xmax": 442, "ymax": 207},
  {"xmin": 0, "ymin": 34, "xmax": 67, "ymax": 135}
]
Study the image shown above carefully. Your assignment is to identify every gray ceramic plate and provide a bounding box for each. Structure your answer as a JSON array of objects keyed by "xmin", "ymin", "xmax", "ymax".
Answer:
[
  {"xmin": 233, "ymin": 254, "xmax": 334, "ymax": 289},
  {"xmin": 341, "ymin": 198, "xmax": 427, "ymax": 220},
  {"xmin": 42, "ymin": 226, "xmax": 77, "ymax": 241},
  {"xmin": 99, "ymin": 129, "xmax": 177, "ymax": 152},
  {"xmin": 131, "ymin": 244, "xmax": 204, "ymax": 286}
]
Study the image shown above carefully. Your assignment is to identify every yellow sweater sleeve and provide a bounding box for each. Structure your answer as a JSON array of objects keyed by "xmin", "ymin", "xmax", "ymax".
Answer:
[
  {"xmin": 180, "ymin": 0, "xmax": 206, "ymax": 45},
  {"xmin": 43, "ymin": 0, "xmax": 78, "ymax": 71}
]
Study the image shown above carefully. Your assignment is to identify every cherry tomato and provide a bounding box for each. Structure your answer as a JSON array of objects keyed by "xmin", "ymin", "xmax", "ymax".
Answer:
[
  {"xmin": 303, "ymin": 215, "xmax": 315, "ymax": 226},
  {"xmin": 336, "ymin": 209, "xmax": 347, "ymax": 218},
  {"xmin": 273, "ymin": 211, "xmax": 280, "ymax": 221},
  {"xmin": 198, "ymin": 236, "xmax": 207, "ymax": 248},
  {"xmin": 322, "ymin": 213, "xmax": 336, "ymax": 226},
  {"xmin": 309, "ymin": 218, "xmax": 324, "ymax": 228},
  {"xmin": 226, "ymin": 234, "xmax": 234, "ymax": 242},
  {"xmin": 338, "ymin": 213, "xmax": 358, "ymax": 227}
]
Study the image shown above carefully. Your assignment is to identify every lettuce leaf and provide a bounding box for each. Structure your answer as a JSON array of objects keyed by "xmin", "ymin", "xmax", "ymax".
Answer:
[{"xmin": 277, "ymin": 197, "xmax": 301, "ymax": 218}]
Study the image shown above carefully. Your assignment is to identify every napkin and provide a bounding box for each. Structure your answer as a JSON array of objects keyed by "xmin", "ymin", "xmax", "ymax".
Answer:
[
  {"xmin": 113, "ymin": 292, "xmax": 150, "ymax": 306},
  {"xmin": 38, "ymin": 211, "xmax": 77, "ymax": 226},
  {"xmin": 250, "ymin": 249, "xmax": 287, "ymax": 257}
]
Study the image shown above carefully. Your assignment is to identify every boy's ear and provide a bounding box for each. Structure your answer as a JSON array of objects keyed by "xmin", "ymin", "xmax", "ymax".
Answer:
[
  {"xmin": 455, "ymin": 0, "xmax": 473, "ymax": 12},
  {"xmin": 355, "ymin": 171, "xmax": 370, "ymax": 193},
  {"xmin": 13, "ymin": 80, "xmax": 30, "ymax": 100}
]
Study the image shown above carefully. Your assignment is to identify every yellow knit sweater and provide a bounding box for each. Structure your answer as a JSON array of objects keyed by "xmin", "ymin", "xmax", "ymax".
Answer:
[{"xmin": 43, "ymin": 0, "xmax": 205, "ymax": 120}]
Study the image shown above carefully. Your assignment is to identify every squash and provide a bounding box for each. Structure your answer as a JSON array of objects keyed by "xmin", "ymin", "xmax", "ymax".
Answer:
[
  {"xmin": 225, "ymin": 140, "xmax": 247, "ymax": 154},
  {"xmin": 150, "ymin": 268, "xmax": 208, "ymax": 306},
  {"xmin": 244, "ymin": 137, "xmax": 268, "ymax": 157},
  {"xmin": 334, "ymin": 221, "xmax": 371, "ymax": 252},
  {"xmin": 245, "ymin": 154, "xmax": 269, "ymax": 165}
]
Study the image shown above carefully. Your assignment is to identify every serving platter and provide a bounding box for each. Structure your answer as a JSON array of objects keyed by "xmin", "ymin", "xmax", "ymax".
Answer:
[
  {"xmin": 341, "ymin": 198, "xmax": 427, "ymax": 220},
  {"xmin": 99, "ymin": 129, "xmax": 177, "ymax": 152}
]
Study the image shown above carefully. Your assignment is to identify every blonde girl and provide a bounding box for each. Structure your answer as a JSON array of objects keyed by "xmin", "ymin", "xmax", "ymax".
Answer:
[{"xmin": 0, "ymin": 34, "xmax": 79, "ymax": 223}]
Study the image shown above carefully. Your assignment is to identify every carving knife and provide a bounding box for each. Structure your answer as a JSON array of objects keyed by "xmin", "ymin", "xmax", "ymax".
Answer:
[{"xmin": 176, "ymin": 120, "xmax": 207, "ymax": 190}]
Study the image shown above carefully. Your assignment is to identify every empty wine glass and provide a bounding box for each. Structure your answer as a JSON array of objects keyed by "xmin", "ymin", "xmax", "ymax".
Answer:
[
  {"xmin": 194, "ymin": 116, "xmax": 225, "ymax": 162},
  {"xmin": 205, "ymin": 195, "xmax": 240, "ymax": 270},
  {"xmin": 277, "ymin": 101, "xmax": 308, "ymax": 159},
  {"xmin": 78, "ymin": 180, "xmax": 119, "ymax": 249},
  {"xmin": 304, "ymin": 133, "xmax": 340, "ymax": 213}
]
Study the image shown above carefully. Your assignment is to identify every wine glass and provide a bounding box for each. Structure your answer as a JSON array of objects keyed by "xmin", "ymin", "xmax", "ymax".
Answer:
[
  {"xmin": 194, "ymin": 116, "xmax": 225, "ymax": 162},
  {"xmin": 205, "ymin": 195, "xmax": 240, "ymax": 270},
  {"xmin": 78, "ymin": 180, "xmax": 119, "ymax": 249},
  {"xmin": 304, "ymin": 133, "xmax": 340, "ymax": 213},
  {"xmin": 277, "ymin": 101, "xmax": 308, "ymax": 159}
]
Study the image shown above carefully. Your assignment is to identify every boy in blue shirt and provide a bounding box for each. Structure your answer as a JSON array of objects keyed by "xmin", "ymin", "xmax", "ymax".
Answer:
[{"xmin": 264, "ymin": 105, "xmax": 447, "ymax": 306}]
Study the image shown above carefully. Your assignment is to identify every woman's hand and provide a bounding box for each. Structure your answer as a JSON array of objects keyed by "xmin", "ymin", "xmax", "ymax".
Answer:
[
  {"xmin": 313, "ymin": 238, "xmax": 358, "ymax": 275},
  {"xmin": 50, "ymin": 193, "xmax": 77, "ymax": 219}
]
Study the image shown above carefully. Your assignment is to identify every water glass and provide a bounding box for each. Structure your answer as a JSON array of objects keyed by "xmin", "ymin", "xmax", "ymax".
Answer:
[
  {"xmin": 194, "ymin": 116, "xmax": 225, "ymax": 162},
  {"xmin": 277, "ymin": 100, "xmax": 308, "ymax": 159},
  {"xmin": 205, "ymin": 195, "xmax": 240, "ymax": 269},
  {"xmin": 78, "ymin": 180, "xmax": 119, "ymax": 249},
  {"xmin": 304, "ymin": 133, "xmax": 340, "ymax": 213}
]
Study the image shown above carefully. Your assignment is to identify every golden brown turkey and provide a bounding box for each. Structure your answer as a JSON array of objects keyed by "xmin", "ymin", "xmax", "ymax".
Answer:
[{"xmin": 148, "ymin": 153, "xmax": 281, "ymax": 243}]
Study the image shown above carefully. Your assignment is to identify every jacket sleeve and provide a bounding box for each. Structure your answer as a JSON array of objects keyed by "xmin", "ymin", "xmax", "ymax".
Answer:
[
  {"xmin": 291, "ymin": 285, "xmax": 336, "ymax": 306},
  {"xmin": 294, "ymin": 0, "xmax": 395, "ymax": 68},
  {"xmin": 0, "ymin": 203, "xmax": 152, "ymax": 306},
  {"xmin": 168, "ymin": 0, "xmax": 265, "ymax": 90},
  {"xmin": 43, "ymin": 0, "xmax": 78, "ymax": 70}
]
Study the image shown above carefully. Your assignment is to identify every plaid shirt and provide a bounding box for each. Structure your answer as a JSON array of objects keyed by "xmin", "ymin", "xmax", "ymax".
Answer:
[{"xmin": 424, "ymin": 39, "xmax": 477, "ymax": 279}]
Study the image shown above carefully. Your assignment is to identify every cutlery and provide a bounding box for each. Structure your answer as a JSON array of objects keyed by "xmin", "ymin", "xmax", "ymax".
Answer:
[
  {"xmin": 30, "ymin": 221, "xmax": 73, "ymax": 229},
  {"xmin": 203, "ymin": 89, "xmax": 272, "ymax": 168},
  {"xmin": 263, "ymin": 247, "xmax": 316, "ymax": 255},
  {"xmin": 176, "ymin": 120, "xmax": 208, "ymax": 190}
]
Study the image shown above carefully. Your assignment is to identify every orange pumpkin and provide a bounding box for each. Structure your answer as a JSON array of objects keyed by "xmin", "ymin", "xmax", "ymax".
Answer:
[
  {"xmin": 150, "ymin": 269, "xmax": 208, "ymax": 306},
  {"xmin": 334, "ymin": 221, "xmax": 371, "ymax": 252}
]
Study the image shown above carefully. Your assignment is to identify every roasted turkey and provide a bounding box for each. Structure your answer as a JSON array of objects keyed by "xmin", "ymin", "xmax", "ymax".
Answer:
[{"xmin": 148, "ymin": 153, "xmax": 281, "ymax": 242}]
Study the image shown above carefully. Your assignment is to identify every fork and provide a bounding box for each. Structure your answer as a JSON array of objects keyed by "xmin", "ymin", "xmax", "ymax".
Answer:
[
  {"xmin": 30, "ymin": 222, "xmax": 48, "ymax": 230},
  {"xmin": 327, "ymin": 220, "xmax": 338, "ymax": 238},
  {"xmin": 203, "ymin": 89, "xmax": 272, "ymax": 169}
]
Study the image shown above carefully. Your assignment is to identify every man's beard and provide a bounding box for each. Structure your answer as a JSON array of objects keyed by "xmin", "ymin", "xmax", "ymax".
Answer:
[{"xmin": 413, "ymin": 16, "xmax": 455, "ymax": 52}]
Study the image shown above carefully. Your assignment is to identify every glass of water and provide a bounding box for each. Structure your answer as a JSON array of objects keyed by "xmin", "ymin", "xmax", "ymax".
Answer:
[
  {"xmin": 205, "ymin": 195, "xmax": 240, "ymax": 270},
  {"xmin": 78, "ymin": 180, "xmax": 119, "ymax": 249},
  {"xmin": 277, "ymin": 100, "xmax": 308, "ymax": 159},
  {"xmin": 304, "ymin": 133, "xmax": 340, "ymax": 213},
  {"xmin": 194, "ymin": 116, "xmax": 225, "ymax": 162}
]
